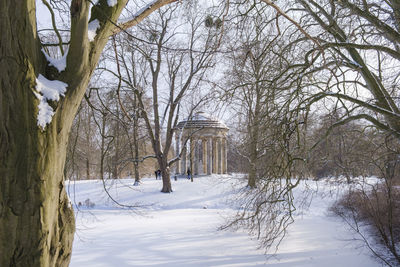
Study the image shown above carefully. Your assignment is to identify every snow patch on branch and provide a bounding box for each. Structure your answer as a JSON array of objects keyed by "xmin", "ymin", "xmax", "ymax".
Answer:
[
  {"xmin": 36, "ymin": 74, "xmax": 67, "ymax": 101},
  {"xmin": 35, "ymin": 74, "xmax": 68, "ymax": 130},
  {"xmin": 349, "ymin": 60, "xmax": 362, "ymax": 69},
  {"xmin": 88, "ymin": 19, "xmax": 100, "ymax": 42},
  {"xmin": 119, "ymin": 0, "xmax": 158, "ymax": 23},
  {"xmin": 41, "ymin": 48, "xmax": 68, "ymax": 73},
  {"xmin": 107, "ymin": 0, "xmax": 118, "ymax": 7}
]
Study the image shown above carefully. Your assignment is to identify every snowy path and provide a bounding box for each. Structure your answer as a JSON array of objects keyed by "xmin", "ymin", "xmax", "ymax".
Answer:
[{"xmin": 68, "ymin": 176, "xmax": 380, "ymax": 267}]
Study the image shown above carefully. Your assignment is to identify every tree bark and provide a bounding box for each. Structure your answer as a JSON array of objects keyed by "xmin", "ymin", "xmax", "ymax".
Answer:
[
  {"xmin": 0, "ymin": 3, "xmax": 76, "ymax": 266},
  {"xmin": 0, "ymin": 111, "xmax": 75, "ymax": 267},
  {"xmin": 160, "ymin": 158, "xmax": 172, "ymax": 193},
  {"xmin": 1, "ymin": 0, "xmax": 177, "ymax": 264},
  {"xmin": 247, "ymin": 96, "xmax": 261, "ymax": 188},
  {"xmin": 100, "ymin": 112, "xmax": 107, "ymax": 181},
  {"xmin": 133, "ymin": 112, "xmax": 140, "ymax": 184},
  {"xmin": 0, "ymin": 0, "xmax": 93, "ymax": 264},
  {"xmin": 85, "ymin": 105, "xmax": 92, "ymax": 180},
  {"xmin": 248, "ymin": 119, "xmax": 259, "ymax": 188}
]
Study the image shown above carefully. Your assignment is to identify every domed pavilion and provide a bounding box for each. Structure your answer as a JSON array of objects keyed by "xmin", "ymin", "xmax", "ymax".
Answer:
[{"xmin": 174, "ymin": 112, "xmax": 229, "ymax": 175}]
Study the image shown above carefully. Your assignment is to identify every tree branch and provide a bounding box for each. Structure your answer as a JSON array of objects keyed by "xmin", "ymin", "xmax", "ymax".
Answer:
[
  {"xmin": 112, "ymin": 0, "xmax": 179, "ymax": 35},
  {"xmin": 41, "ymin": 0, "xmax": 65, "ymax": 55}
]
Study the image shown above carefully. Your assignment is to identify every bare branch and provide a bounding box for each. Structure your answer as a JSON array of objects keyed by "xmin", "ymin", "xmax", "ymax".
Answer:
[{"xmin": 112, "ymin": 0, "xmax": 179, "ymax": 34}]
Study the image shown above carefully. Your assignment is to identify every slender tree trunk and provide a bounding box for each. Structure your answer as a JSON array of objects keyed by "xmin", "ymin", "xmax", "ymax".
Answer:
[
  {"xmin": 133, "ymin": 118, "xmax": 140, "ymax": 184},
  {"xmin": 86, "ymin": 159, "xmax": 90, "ymax": 180},
  {"xmin": 85, "ymin": 105, "xmax": 91, "ymax": 180},
  {"xmin": 248, "ymin": 139, "xmax": 258, "ymax": 188},
  {"xmin": 100, "ymin": 113, "xmax": 107, "ymax": 181},
  {"xmin": 113, "ymin": 106, "xmax": 120, "ymax": 179},
  {"xmin": 128, "ymin": 96, "xmax": 140, "ymax": 184},
  {"xmin": 247, "ymin": 100, "xmax": 261, "ymax": 188}
]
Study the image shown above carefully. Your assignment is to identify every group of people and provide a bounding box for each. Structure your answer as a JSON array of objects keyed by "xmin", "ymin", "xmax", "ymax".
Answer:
[{"xmin": 154, "ymin": 168, "xmax": 192, "ymax": 180}]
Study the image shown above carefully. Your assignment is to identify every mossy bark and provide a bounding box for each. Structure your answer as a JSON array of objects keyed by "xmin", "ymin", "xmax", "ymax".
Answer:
[
  {"xmin": 0, "ymin": 0, "xmax": 93, "ymax": 265},
  {"xmin": 0, "ymin": 2, "xmax": 76, "ymax": 266},
  {"xmin": 0, "ymin": 95, "xmax": 76, "ymax": 267},
  {"xmin": 0, "ymin": 0, "xmax": 176, "ymax": 265}
]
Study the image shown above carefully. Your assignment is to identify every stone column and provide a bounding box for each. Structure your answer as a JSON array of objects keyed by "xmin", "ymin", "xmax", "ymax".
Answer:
[
  {"xmin": 207, "ymin": 138, "xmax": 212, "ymax": 174},
  {"xmin": 222, "ymin": 137, "xmax": 227, "ymax": 174},
  {"xmin": 181, "ymin": 142, "xmax": 187, "ymax": 175},
  {"xmin": 193, "ymin": 139, "xmax": 198, "ymax": 175},
  {"xmin": 190, "ymin": 137, "xmax": 194, "ymax": 175},
  {"xmin": 212, "ymin": 137, "xmax": 217, "ymax": 174},
  {"xmin": 217, "ymin": 137, "xmax": 222, "ymax": 174},
  {"xmin": 175, "ymin": 134, "xmax": 180, "ymax": 174},
  {"xmin": 202, "ymin": 138, "xmax": 208, "ymax": 174}
]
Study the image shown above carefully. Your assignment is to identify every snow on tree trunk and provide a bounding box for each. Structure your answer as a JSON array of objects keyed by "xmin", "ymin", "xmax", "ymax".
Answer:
[
  {"xmin": 0, "ymin": 0, "xmax": 181, "ymax": 264},
  {"xmin": 0, "ymin": 4, "xmax": 75, "ymax": 265}
]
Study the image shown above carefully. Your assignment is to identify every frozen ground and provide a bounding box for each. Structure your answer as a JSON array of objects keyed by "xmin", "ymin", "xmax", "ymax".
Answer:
[{"xmin": 67, "ymin": 175, "xmax": 381, "ymax": 267}]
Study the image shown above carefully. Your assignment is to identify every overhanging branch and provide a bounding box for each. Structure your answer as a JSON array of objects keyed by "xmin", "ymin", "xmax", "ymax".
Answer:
[{"xmin": 112, "ymin": 0, "xmax": 179, "ymax": 35}]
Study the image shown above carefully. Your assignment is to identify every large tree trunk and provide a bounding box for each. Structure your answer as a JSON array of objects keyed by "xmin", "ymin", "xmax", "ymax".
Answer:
[
  {"xmin": 0, "ymin": 1, "xmax": 91, "ymax": 264},
  {"xmin": 0, "ymin": 13, "xmax": 75, "ymax": 267},
  {"xmin": 248, "ymin": 163, "xmax": 257, "ymax": 188},
  {"xmin": 1, "ymin": 0, "xmax": 176, "ymax": 264},
  {"xmin": 0, "ymin": 112, "xmax": 75, "ymax": 266},
  {"xmin": 159, "ymin": 157, "xmax": 172, "ymax": 193},
  {"xmin": 0, "ymin": 2, "xmax": 74, "ymax": 266}
]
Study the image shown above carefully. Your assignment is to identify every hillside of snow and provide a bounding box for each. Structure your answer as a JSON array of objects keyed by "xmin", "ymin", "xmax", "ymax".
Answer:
[{"xmin": 67, "ymin": 175, "xmax": 381, "ymax": 267}]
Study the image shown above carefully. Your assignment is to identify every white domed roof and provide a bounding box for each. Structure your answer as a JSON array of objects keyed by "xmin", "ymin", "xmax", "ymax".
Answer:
[{"xmin": 176, "ymin": 111, "xmax": 228, "ymax": 130}]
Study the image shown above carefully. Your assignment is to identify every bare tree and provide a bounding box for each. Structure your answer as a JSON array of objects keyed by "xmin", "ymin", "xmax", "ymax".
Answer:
[
  {"xmin": 0, "ymin": 1, "xmax": 179, "ymax": 265},
  {"xmin": 104, "ymin": 5, "xmax": 221, "ymax": 192},
  {"xmin": 224, "ymin": 5, "xmax": 288, "ymax": 187},
  {"xmin": 226, "ymin": 0, "xmax": 400, "ymax": 258},
  {"xmin": 255, "ymin": 0, "xmax": 400, "ymax": 138},
  {"xmin": 219, "ymin": 2, "xmax": 310, "ymax": 252}
]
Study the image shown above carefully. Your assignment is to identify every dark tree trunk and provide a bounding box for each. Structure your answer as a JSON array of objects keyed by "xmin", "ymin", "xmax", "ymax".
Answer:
[
  {"xmin": 159, "ymin": 158, "xmax": 172, "ymax": 193},
  {"xmin": 133, "ymin": 124, "xmax": 140, "ymax": 184}
]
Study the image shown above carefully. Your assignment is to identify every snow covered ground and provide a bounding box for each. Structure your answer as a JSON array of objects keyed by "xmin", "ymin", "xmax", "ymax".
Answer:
[{"xmin": 67, "ymin": 175, "xmax": 381, "ymax": 266}]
